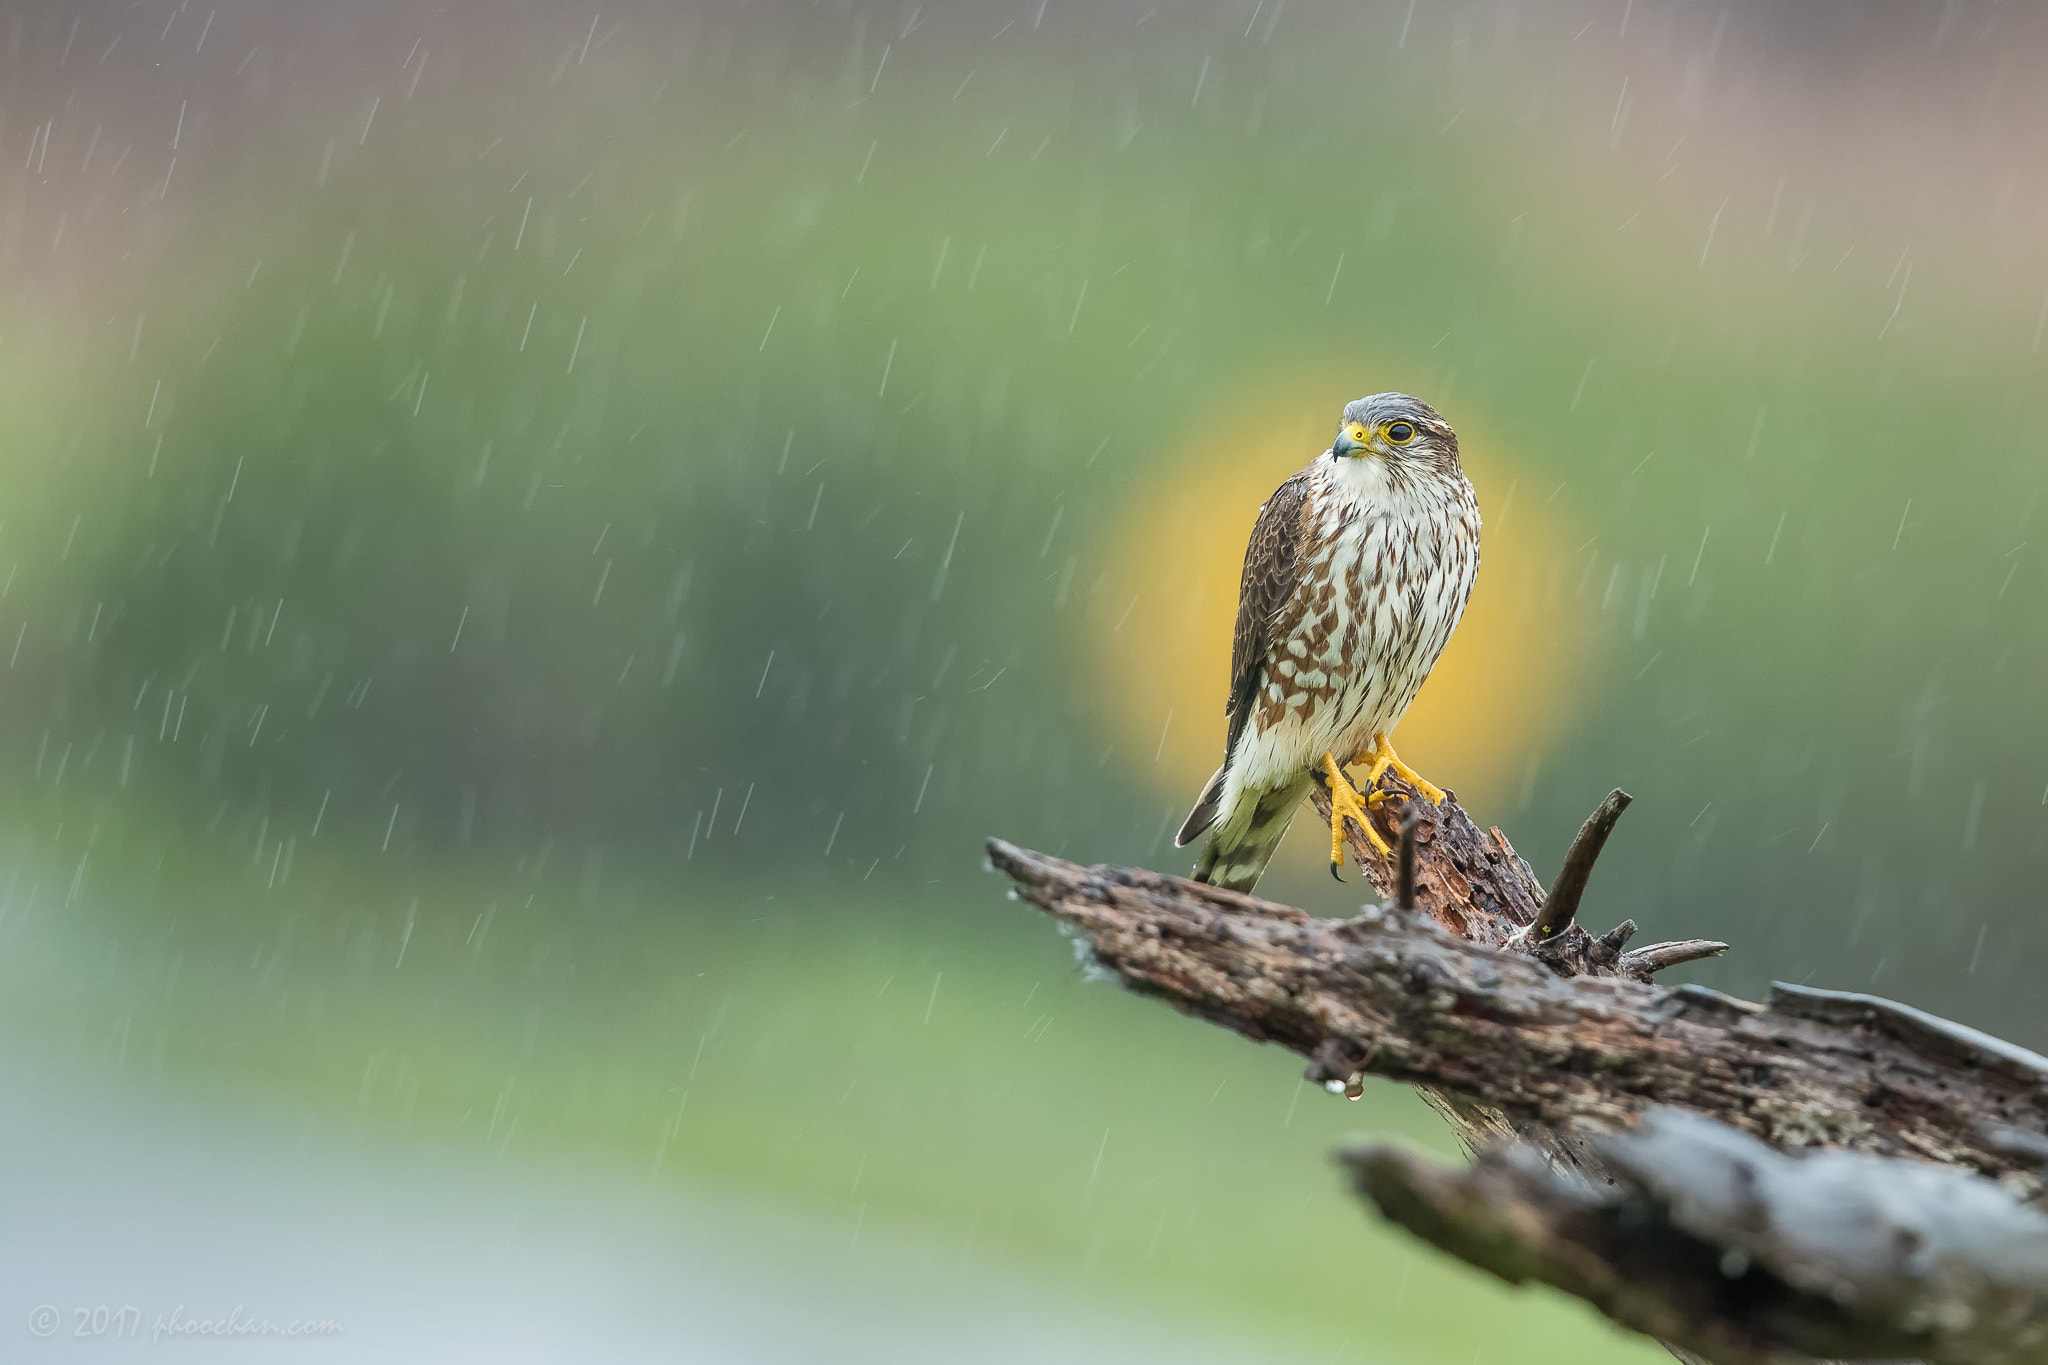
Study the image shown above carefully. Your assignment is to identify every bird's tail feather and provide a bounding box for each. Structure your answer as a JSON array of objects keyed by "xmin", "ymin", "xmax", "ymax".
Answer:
[
  {"xmin": 1192, "ymin": 779, "xmax": 1310, "ymax": 893},
  {"xmin": 1174, "ymin": 764, "xmax": 1228, "ymax": 848}
]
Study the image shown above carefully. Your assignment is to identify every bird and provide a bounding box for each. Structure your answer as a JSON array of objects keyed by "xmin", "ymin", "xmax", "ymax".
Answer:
[{"xmin": 1174, "ymin": 392, "xmax": 1481, "ymax": 893}]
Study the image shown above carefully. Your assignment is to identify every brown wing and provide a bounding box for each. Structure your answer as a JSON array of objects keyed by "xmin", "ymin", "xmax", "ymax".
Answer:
[{"xmin": 1223, "ymin": 469, "xmax": 1313, "ymax": 762}]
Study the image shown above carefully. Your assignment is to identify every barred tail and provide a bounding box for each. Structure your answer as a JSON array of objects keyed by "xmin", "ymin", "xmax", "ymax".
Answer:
[{"xmin": 1191, "ymin": 778, "xmax": 1311, "ymax": 893}]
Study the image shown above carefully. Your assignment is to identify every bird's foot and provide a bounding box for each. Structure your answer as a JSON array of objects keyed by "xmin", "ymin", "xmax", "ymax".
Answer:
[
  {"xmin": 1322, "ymin": 752, "xmax": 1391, "ymax": 879},
  {"xmin": 1363, "ymin": 733, "xmax": 1447, "ymax": 806}
]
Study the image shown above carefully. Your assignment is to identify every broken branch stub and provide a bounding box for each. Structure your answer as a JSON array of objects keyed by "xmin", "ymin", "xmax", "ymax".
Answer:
[
  {"xmin": 1307, "ymin": 779, "xmax": 1702, "ymax": 979},
  {"xmin": 1533, "ymin": 788, "xmax": 1633, "ymax": 941}
]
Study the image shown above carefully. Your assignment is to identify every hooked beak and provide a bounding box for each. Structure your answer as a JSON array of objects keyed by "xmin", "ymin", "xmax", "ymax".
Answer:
[{"xmin": 1333, "ymin": 422, "xmax": 1371, "ymax": 458}]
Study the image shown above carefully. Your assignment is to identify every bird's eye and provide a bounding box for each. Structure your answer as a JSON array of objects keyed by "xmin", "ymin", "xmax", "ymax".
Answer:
[{"xmin": 1387, "ymin": 422, "xmax": 1415, "ymax": 443}]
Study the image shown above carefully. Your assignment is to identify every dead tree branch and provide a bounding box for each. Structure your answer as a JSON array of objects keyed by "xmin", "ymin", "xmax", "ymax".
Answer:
[
  {"xmin": 1533, "ymin": 788, "xmax": 1632, "ymax": 942},
  {"xmin": 1344, "ymin": 1109, "xmax": 2048, "ymax": 1365},
  {"xmin": 985, "ymin": 831, "xmax": 2048, "ymax": 1184},
  {"xmin": 1304, "ymin": 778, "xmax": 1711, "ymax": 978},
  {"xmin": 988, "ymin": 784, "xmax": 2048, "ymax": 1363}
]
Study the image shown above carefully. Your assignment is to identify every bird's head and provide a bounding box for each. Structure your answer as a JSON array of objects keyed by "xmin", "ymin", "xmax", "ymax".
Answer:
[{"xmin": 1331, "ymin": 393, "xmax": 1460, "ymax": 474}]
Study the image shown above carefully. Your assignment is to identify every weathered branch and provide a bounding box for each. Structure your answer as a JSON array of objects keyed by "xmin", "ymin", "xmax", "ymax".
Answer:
[
  {"xmin": 1307, "ymin": 776, "xmax": 1539, "ymax": 945},
  {"xmin": 1624, "ymin": 939, "xmax": 1734, "ymax": 975},
  {"xmin": 1304, "ymin": 778, "xmax": 1720, "ymax": 978},
  {"xmin": 1344, "ymin": 1109, "xmax": 2048, "ymax": 1365},
  {"xmin": 986, "ymin": 836, "xmax": 2048, "ymax": 1185},
  {"xmin": 1532, "ymin": 788, "xmax": 1632, "ymax": 941},
  {"xmin": 1395, "ymin": 806, "xmax": 1419, "ymax": 911},
  {"xmin": 989, "ymin": 783, "xmax": 2048, "ymax": 1363}
]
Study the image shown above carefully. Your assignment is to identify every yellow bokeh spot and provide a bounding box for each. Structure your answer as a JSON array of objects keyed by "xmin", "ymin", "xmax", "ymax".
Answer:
[{"xmin": 1084, "ymin": 371, "xmax": 1588, "ymax": 861}]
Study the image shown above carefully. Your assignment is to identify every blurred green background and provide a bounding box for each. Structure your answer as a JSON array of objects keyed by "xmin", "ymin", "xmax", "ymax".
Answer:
[{"xmin": 3, "ymin": 0, "xmax": 2046, "ymax": 1359}]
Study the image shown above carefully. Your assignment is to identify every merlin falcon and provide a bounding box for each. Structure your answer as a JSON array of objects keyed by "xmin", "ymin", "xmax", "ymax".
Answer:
[{"xmin": 1175, "ymin": 393, "xmax": 1481, "ymax": 892}]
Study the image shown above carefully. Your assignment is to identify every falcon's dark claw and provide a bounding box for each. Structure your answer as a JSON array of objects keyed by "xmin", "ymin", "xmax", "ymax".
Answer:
[{"xmin": 1330, "ymin": 861, "xmax": 1346, "ymax": 883}]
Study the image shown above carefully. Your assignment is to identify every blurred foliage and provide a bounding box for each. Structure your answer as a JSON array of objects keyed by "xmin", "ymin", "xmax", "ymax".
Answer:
[{"xmin": 0, "ymin": 829, "xmax": 1648, "ymax": 1364}]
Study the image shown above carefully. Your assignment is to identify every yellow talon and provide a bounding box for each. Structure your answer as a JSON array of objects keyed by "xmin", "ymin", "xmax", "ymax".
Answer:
[
  {"xmin": 1357, "ymin": 733, "xmax": 1447, "ymax": 806},
  {"xmin": 1322, "ymin": 752, "xmax": 1392, "ymax": 868}
]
